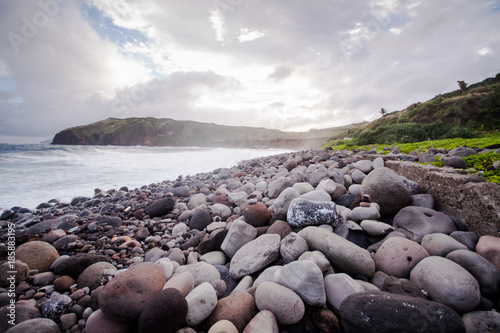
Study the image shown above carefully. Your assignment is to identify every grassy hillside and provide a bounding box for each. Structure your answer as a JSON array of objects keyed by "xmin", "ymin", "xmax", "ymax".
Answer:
[
  {"xmin": 51, "ymin": 117, "xmax": 364, "ymax": 149},
  {"xmin": 325, "ymin": 73, "xmax": 500, "ymax": 147}
]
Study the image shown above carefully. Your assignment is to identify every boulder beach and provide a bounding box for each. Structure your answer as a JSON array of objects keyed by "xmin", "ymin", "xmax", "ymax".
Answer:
[{"xmin": 1, "ymin": 147, "xmax": 499, "ymax": 333}]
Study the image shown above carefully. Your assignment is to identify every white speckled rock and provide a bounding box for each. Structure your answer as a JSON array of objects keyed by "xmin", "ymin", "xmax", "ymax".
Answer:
[
  {"xmin": 229, "ymin": 234, "xmax": 281, "ymax": 279},
  {"xmin": 410, "ymin": 256, "xmax": 481, "ymax": 313},
  {"xmin": 255, "ymin": 282, "xmax": 305, "ymax": 325},
  {"xmin": 298, "ymin": 226, "xmax": 375, "ymax": 278},
  {"xmin": 287, "ymin": 198, "xmax": 343, "ymax": 228},
  {"xmin": 324, "ymin": 273, "xmax": 364, "ymax": 311},
  {"xmin": 185, "ymin": 282, "xmax": 218, "ymax": 326},
  {"xmin": 275, "ymin": 260, "xmax": 326, "ymax": 306}
]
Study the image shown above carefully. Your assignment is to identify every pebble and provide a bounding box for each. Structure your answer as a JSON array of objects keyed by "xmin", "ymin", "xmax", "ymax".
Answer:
[
  {"xmin": 280, "ymin": 232, "xmax": 308, "ymax": 264},
  {"xmin": 15, "ymin": 241, "xmax": 59, "ymax": 272},
  {"xmin": 255, "ymin": 282, "xmax": 305, "ymax": 325},
  {"xmin": 324, "ymin": 273, "xmax": 364, "ymax": 311},
  {"xmin": 476, "ymin": 235, "xmax": 500, "ymax": 271},
  {"xmin": 207, "ymin": 291, "xmax": 256, "ymax": 331},
  {"xmin": 229, "ymin": 234, "xmax": 280, "ymax": 279},
  {"xmin": 420, "ymin": 233, "xmax": 469, "ymax": 256},
  {"xmin": 208, "ymin": 320, "xmax": 238, "ymax": 333},
  {"xmin": 221, "ymin": 219, "xmax": 257, "ymax": 258},
  {"xmin": 243, "ymin": 310, "xmax": 279, "ymax": 333},
  {"xmin": 185, "ymin": 282, "xmax": 218, "ymax": 326}
]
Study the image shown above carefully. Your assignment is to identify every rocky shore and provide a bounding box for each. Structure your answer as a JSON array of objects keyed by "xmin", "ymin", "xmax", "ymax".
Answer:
[{"xmin": 0, "ymin": 147, "xmax": 499, "ymax": 333}]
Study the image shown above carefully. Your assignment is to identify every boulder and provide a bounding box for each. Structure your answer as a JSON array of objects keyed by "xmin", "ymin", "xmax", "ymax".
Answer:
[
  {"xmin": 340, "ymin": 291, "xmax": 465, "ymax": 333},
  {"xmin": 393, "ymin": 206, "xmax": 456, "ymax": 243},
  {"xmin": 361, "ymin": 167, "xmax": 410, "ymax": 216},
  {"xmin": 410, "ymin": 256, "xmax": 481, "ymax": 313},
  {"xmin": 373, "ymin": 237, "xmax": 429, "ymax": 278},
  {"xmin": 229, "ymin": 234, "xmax": 281, "ymax": 279},
  {"xmin": 15, "ymin": 241, "xmax": 59, "ymax": 273},
  {"xmin": 298, "ymin": 226, "xmax": 375, "ymax": 278},
  {"xmin": 255, "ymin": 282, "xmax": 305, "ymax": 325},
  {"xmin": 98, "ymin": 262, "xmax": 166, "ymax": 321},
  {"xmin": 274, "ymin": 260, "xmax": 326, "ymax": 306}
]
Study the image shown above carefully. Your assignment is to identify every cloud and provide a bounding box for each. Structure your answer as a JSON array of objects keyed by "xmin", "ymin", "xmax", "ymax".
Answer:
[{"xmin": 0, "ymin": 0, "xmax": 499, "ymax": 143}]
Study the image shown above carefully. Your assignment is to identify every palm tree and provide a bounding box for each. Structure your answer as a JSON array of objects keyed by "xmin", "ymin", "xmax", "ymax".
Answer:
[{"xmin": 458, "ymin": 80, "xmax": 468, "ymax": 95}]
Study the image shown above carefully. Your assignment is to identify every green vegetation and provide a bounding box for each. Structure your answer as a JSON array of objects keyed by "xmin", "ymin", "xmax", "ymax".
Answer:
[{"xmin": 324, "ymin": 132, "xmax": 500, "ymax": 183}]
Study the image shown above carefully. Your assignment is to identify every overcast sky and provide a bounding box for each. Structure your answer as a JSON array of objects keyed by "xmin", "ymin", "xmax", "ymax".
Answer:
[{"xmin": 0, "ymin": 0, "xmax": 499, "ymax": 143}]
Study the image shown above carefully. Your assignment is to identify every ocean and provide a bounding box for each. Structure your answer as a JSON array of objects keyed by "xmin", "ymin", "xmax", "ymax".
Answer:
[{"xmin": 0, "ymin": 144, "xmax": 291, "ymax": 211}]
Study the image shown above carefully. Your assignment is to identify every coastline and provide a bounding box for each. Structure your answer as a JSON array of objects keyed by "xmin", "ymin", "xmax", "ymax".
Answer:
[{"xmin": 0, "ymin": 147, "xmax": 499, "ymax": 332}]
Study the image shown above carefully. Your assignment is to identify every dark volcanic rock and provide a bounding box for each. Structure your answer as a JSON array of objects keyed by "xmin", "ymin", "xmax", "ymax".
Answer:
[
  {"xmin": 53, "ymin": 253, "xmax": 111, "ymax": 280},
  {"xmin": 138, "ymin": 288, "xmax": 188, "ymax": 333},
  {"xmin": 197, "ymin": 229, "xmax": 228, "ymax": 255},
  {"xmin": 340, "ymin": 291, "xmax": 465, "ymax": 333},
  {"xmin": 189, "ymin": 208, "xmax": 212, "ymax": 231},
  {"xmin": 145, "ymin": 197, "xmax": 176, "ymax": 218}
]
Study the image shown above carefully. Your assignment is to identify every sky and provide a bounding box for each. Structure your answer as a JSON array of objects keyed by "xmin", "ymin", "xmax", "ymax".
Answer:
[{"xmin": 0, "ymin": 0, "xmax": 499, "ymax": 143}]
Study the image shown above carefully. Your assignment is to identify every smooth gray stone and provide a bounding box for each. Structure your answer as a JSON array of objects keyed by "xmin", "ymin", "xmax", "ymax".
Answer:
[
  {"xmin": 393, "ymin": 206, "xmax": 456, "ymax": 243},
  {"xmin": 298, "ymin": 226, "xmax": 375, "ymax": 278},
  {"xmin": 275, "ymin": 260, "xmax": 326, "ymax": 306},
  {"xmin": 255, "ymin": 282, "xmax": 305, "ymax": 325},
  {"xmin": 461, "ymin": 311, "xmax": 500, "ymax": 333},
  {"xmin": 280, "ymin": 232, "xmax": 309, "ymax": 264},
  {"xmin": 447, "ymin": 249, "xmax": 500, "ymax": 295},
  {"xmin": 221, "ymin": 219, "xmax": 257, "ymax": 258},
  {"xmin": 229, "ymin": 234, "xmax": 281, "ymax": 279},
  {"xmin": 410, "ymin": 256, "xmax": 481, "ymax": 313}
]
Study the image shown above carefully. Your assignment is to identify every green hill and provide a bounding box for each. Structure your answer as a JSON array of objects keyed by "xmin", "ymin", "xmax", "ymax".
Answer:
[
  {"xmin": 51, "ymin": 117, "xmax": 363, "ymax": 149},
  {"xmin": 327, "ymin": 73, "xmax": 500, "ymax": 146}
]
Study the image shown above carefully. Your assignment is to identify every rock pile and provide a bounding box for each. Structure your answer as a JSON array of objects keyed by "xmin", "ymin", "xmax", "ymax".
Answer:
[{"xmin": 0, "ymin": 148, "xmax": 499, "ymax": 333}]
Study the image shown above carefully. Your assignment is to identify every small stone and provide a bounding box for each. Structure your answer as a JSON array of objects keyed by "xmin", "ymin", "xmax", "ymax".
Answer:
[
  {"xmin": 243, "ymin": 203, "xmax": 271, "ymax": 227},
  {"xmin": 266, "ymin": 220, "xmax": 292, "ymax": 240},
  {"xmin": 163, "ymin": 271, "xmax": 194, "ymax": 297},
  {"xmin": 229, "ymin": 234, "xmax": 281, "ymax": 280},
  {"xmin": 40, "ymin": 291, "xmax": 73, "ymax": 320},
  {"xmin": 360, "ymin": 220, "xmax": 394, "ymax": 236},
  {"xmin": 207, "ymin": 291, "xmax": 256, "ymax": 332},
  {"xmin": 200, "ymin": 251, "xmax": 227, "ymax": 266},
  {"xmin": 243, "ymin": 310, "xmax": 279, "ymax": 333},
  {"xmin": 54, "ymin": 275, "xmax": 76, "ymax": 292},
  {"xmin": 60, "ymin": 313, "xmax": 77, "ymax": 331},
  {"xmin": 185, "ymin": 282, "xmax": 218, "ymax": 326},
  {"xmin": 32, "ymin": 271, "xmax": 56, "ymax": 286},
  {"xmin": 145, "ymin": 197, "xmax": 176, "ymax": 217},
  {"xmin": 280, "ymin": 232, "xmax": 309, "ymax": 264},
  {"xmin": 298, "ymin": 251, "xmax": 330, "ymax": 273},
  {"xmin": 274, "ymin": 260, "xmax": 326, "ymax": 306},
  {"xmin": 208, "ymin": 320, "xmax": 239, "ymax": 333},
  {"xmin": 461, "ymin": 311, "xmax": 500, "ymax": 333},
  {"xmin": 4, "ymin": 318, "xmax": 61, "ymax": 333},
  {"xmin": 421, "ymin": 233, "xmax": 468, "ymax": 256},
  {"xmin": 138, "ymin": 288, "xmax": 188, "ymax": 333},
  {"xmin": 221, "ymin": 219, "xmax": 257, "ymax": 258},
  {"xmin": 476, "ymin": 235, "xmax": 500, "ymax": 271},
  {"xmin": 0, "ymin": 260, "xmax": 30, "ymax": 287},
  {"xmin": 77, "ymin": 262, "xmax": 116, "ymax": 291},
  {"xmin": 189, "ymin": 208, "xmax": 212, "ymax": 231},
  {"xmin": 85, "ymin": 309, "xmax": 130, "ymax": 333},
  {"xmin": 324, "ymin": 273, "xmax": 364, "ymax": 311},
  {"xmin": 255, "ymin": 282, "xmax": 305, "ymax": 325},
  {"xmin": 349, "ymin": 203, "xmax": 380, "ymax": 222}
]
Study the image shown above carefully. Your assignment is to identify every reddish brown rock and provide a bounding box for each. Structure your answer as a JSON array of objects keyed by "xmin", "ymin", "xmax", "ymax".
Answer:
[
  {"xmin": 476, "ymin": 235, "xmax": 500, "ymax": 271},
  {"xmin": 207, "ymin": 291, "xmax": 257, "ymax": 332},
  {"xmin": 243, "ymin": 203, "xmax": 271, "ymax": 227},
  {"xmin": 98, "ymin": 262, "xmax": 166, "ymax": 321}
]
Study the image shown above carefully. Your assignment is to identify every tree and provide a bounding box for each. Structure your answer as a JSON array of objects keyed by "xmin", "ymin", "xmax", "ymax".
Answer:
[
  {"xmin": 379, "ymin": 108, "xmax": 387, "ymax": 117},
  {"xmin": 458, "ymin": 80, "xmax": 468, "ymax": 95}
]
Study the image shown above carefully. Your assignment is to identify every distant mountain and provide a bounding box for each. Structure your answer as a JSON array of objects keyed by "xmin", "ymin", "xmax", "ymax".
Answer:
[{"xmin": 51, "ymin": 117, "xmax": 364, "ymax": 149}]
